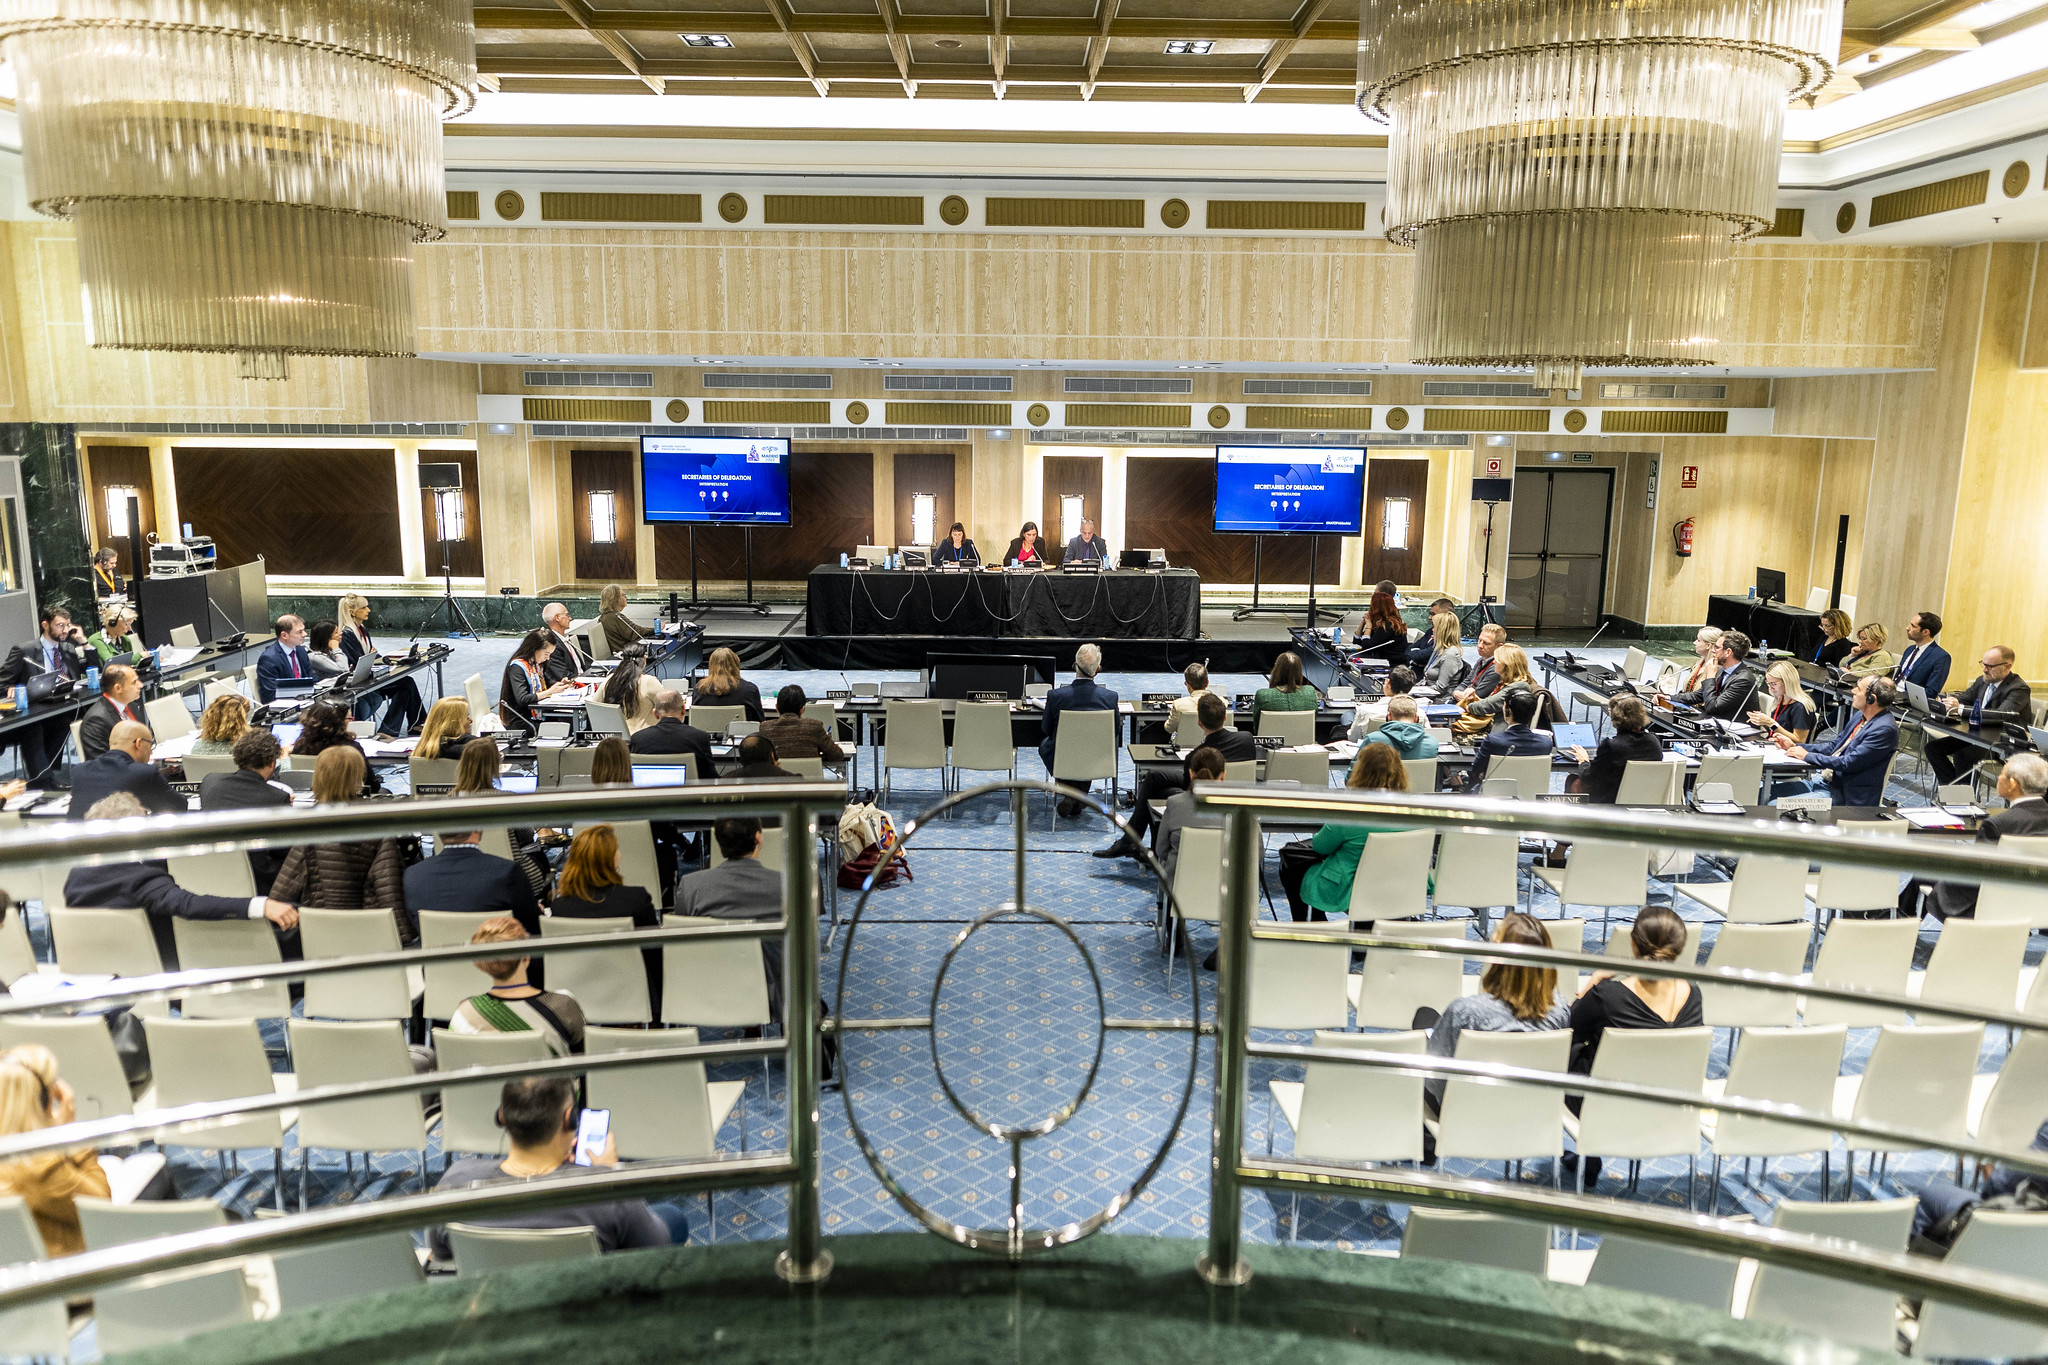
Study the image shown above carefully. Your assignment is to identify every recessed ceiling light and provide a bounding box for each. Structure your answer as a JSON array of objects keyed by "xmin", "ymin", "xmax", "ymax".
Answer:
[
  {"xmin": 1164, "ymin": 39, "xmax": 1213, "ymax": 54},
  {"xmin": 933, "ymin": 38, "xmax": 961, "ymax": 48},
  {"xmin": 681, "ymin": 33, "xmax": 732, "ymax": 47},
  {"xmin": 694, "ymin": 357, "xmax": 738, "ymax": 364}
]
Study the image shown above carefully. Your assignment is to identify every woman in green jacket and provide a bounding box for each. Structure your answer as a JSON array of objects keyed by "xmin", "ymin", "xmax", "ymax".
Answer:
[
  {"xmin": 87, "ymin": 605, "xmax": 141, "ymax": 662},
  {"xmin": 1278, "ymin": 743, "xmax": 1409, "ymax": 922},
  {"xmin": 1251, "ymin": 651, "xmax": 1321, "ymax": 730}
]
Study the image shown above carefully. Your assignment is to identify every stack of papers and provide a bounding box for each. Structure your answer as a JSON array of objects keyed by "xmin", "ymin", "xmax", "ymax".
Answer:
[
  {"xmin": 1895, "ymin": 807, "xmax": 1968, "ymax": 830},
  {"xmin": 1693, "ymin": 798, "xmax": 1746, "ymax": 815}
]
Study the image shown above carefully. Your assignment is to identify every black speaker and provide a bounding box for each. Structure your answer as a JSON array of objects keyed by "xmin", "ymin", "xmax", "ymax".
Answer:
[
  {"xmin": 419, "ymin": 462, "xmax": 463, "ymax": 490},
  {"xmin": 1471, "ymin": 477, "xmax": 1514, "ymax": 502}
]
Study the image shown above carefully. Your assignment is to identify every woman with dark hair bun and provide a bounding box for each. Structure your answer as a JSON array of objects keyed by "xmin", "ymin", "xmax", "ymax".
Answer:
[{"xmin": 500, "ymin": 629, "xmax": 569, "ymax": 733}]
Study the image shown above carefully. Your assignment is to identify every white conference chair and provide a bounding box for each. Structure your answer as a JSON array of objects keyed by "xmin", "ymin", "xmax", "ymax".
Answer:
[
  {"xmin": 1429, "ymin": 830, "xmax": 1520, "ymax": 933},
  {"xmin": 180, "ymin": 750, "xmax": 237, "ymax": 778},
  {"xmin": 1910, "ymin": 918, "xmax": 2029, "ymax": 1020},
  {"xmin": 1808, "ymin": 833, "xmax": 1904, "ymax": 926},
  {"xmin": 582, "ymin": 1025, "xmax": 747, "ymax": 1238},
  {"xmin": 1622, "ymin": 646, "xmax": 1649, "ymax": 680},
  {"xmin": 948, "ymin": 700, "xmax": 1017, "ymax": 791},
  {"xmin": 433, "ymin": 1027, "xmax": 552, "ymax": 1158},
  {"xmin": 1430, "ymin": 1029, "xmax": 1570, "ymax": 1176},
  {"xmin": 168, "ymin": 624, "xmax": 201, "ymax": 649},
  {"xmin": 76, "ymin": 1197, "xmax": 254, "ymax": 1355},
  {"xmin": 298, "ymin": 908, "xmax": 416, "ymax": 1021},
  {"xmin": 1347, "ymin": 919, "xmax": 1466, "ymax": 1030},
  {"xmin": 584, "ymin": 699, "xmax": 630, "ymax": 736},
  {"xmin": 170, "ymin": 917, "xmax": 290, "ymax": 1020},
  {"xmin": 1402, "ymin": 757, "xmax": 1438, "ymax": 793},
  {"xmin": 1530, "ymin": 840, "xmax": 1651, "ymax": 932},
  {"xmin": 48, "ymin": 905, "xmax": 161, "ymax": 980},
  {"xmin": 464, "ymin": 673, "xmax": 489, "ymax": 723},
  {"xmin": 1675, "ymin": 853, "xmax": 1808, "ymax": 924},
  {"xmin": 142, "ymin": 1017, "xmax": 296, "ymax": 1207},
  {"xmin": 1255, "ymin": 710, "xmax": 1316, "ymax": 746},
  {"xmin": 1694, "ymin": 753, "xmax": 1765, "ymax": 807},
  {"xmin": 1585, "ymin": 1234, "xmax": 1742, "ymax": 1313},
  {"xmin": 690, "ymin": 704, "xmax": 745, "ymax": 737},
  {"xmin": 0, "ymin": 1012, "xmax": 151, "ymax": 1120},
  {"xmin": 1047, "ymin": 707, "xmax": 1118, "ymax": 823},
  {"xmin": 1251, "ymin": 936, "xmax": 1352, "ymax": 1031},
  {"xmin": 0, "ymin": 902, "xmax": 37, "ymax": 990},
  {"xmin": 1698, "ymin": 922, "xmax": 1811, "ymax": 1029},
  {"xmin": 1699, "ymin": 1024, "xmax": 1845, "ymax": 1213},
  {"xmin": 1484, "ymin": 753, "xmax": 1551, "ymax": 799},
  {"xmin": 1975, "ymin": 833, "xmax": 2048, "ymax": 928},
  {"xmin": 1401, "ymin": 1209, "xmax": 1548, "ymax": 1275},
  {"xmin": 268, "ymin": 1228, "xmax": 425, "ymax": 1314},
  {"xmin": 408, "ymin": 754, "xmax": 460, "ymax": 788},
  {"xmin": 417, "ymin": 909, "xmax": 487, "ymax": 1022},
  {"xmin": 1914, "ymin": 1210, "xmax": 2048, "ymax": 1361},
  {"xmin": 1263, "ymin": 748, "xmax": 1330, "ymax": 788},
  {"xmin": 1834, "ymin": 1022, "xmax": 1982, "ymax": 1192},
  {"xmin": 1267, "ymin": 1030, "xmax": 1424, "ymax": 1244},
  {"xmin": 881, "ymin": 700, "xmax": 947, "ymax": 800},
  {"xmin": 1802, "ymin": 918, "xmax": 1917, "ymax": 1027},
  {"xmin": 0, "ymin": 1197, "xmax": 70, "ymax": 1358},
  {"xmin": 1970, "ymin": 1029, "xmax": 2048, "ymax": 1154},
  {"xmin": 1224, "ymin": 759, "xmax": 1258, "ymax": 783},
  {"xmin": 1341, "ymin": 829, "xmax": 1435, "ymax": 922},
  {"xmin": 140, "ymin": 694, "xmax": 195, "ymax": 741},
  {"xmin": 1614, "ymin": 759, "xmax": 1685, "ymax": 805},
  {"xmin": 448, "ymin": 1223, "xmax": 601, "ymax": 1277},
  {"xmin": 1163, "ymin": 825, "xmax": 1222, "ymax": 981},
  {"xmin": 540, "ymin": 915, "xmax": 652, "ymax": 1025},
  {"xmin": 1745, "ymin": 1198, "xmax": 1912, "ymax": 1354},
  {"xmin": 662, "ymin": 913, "xmax": 777, "ymax": 1092},
  {"xmin": 1564, "ymin": 1026, "xmax": 1713, "ymax": 1211},
  {"xmin": 287, "ymin": 1019, "xmax": 433, "ymax": 1209}
]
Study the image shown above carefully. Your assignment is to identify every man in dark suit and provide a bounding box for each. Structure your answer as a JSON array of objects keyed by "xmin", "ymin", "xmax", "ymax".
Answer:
[
  {"xmin": 1098, "ymin": 691, "xmax": 1254, "ymax": 859},
  {"xmin": 68, "ymin": 721, "xmax": 182, "ymax": 817},
  {"xmin": 254, "ymin": 615, "xmax": 313, "ymax": 703},
  {"xmin": 1775, "ymin": 675, "xmax": 1901, "ymax": 808},
  {"xmin": 540, "ymin": 602, "xmax": 586, "ymax": 686},
  {"xmin": 1669, "ymin": 629, "xmax": 1761, "ymax": 721},
  {"xmin": 1063, "ymin": 518, "xmax": 1109, "ymax": 564},
  {"xmin": 1928, "ymin": 646, "xmax": 2035, "ymax": 785},
  {"xmin": 1463, "ymin": 689, "xmax": 1555, "ymax": 788},
  {"xmin": 404, "ymin": 829, "xmax": 541, "ymax": 934},
  {"xmin": 77, "ymin": 663, "xmax": 149, "ymax": 761},
  {"xmin": 1038, "ymin": 641, "xmax": 1120, "ymax": 817},
  {"xmin": 199, "ymin": 729, "xmax": 294, "ymax": 893},
  {"xmin": 2, "ymin": 604, "xmax": 91, "ymax": 788},
  {"xmin": 730, "ymin": 733, "xmax": 796, "ymax": 780},
  {"xmin": 1894, "ymin": 611, "xmax": 1952, "ymax": 696},
  {"xmin": 1453, "ymin": 624, "xmax": 1508, "ymax": 704},
  {"xmin": 63, "ymin": 791, "xmax": 298, "ymax": 969},
  {"xmin": 628, "ymin": 690, "xmax": 716, "ymax": 779},
  {"xmin": 1898, "ymin": 754, "xmax": 2048, "ymax": 920}
]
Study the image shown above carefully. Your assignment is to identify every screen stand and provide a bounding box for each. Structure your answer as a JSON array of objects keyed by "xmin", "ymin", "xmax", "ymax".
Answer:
[
  {"xmin": 1231, "ymin": 534, "xmax": 1343, "ymax": 626},
  {"xmin": 677, "ymin": 526, "xmax": 773, "ymax": 616}
]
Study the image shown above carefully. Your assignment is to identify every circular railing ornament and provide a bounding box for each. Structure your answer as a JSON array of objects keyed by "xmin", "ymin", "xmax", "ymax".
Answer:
[{"xmin": 832, "ymin": 779, "xmax": 1205, "ymax": 1259}]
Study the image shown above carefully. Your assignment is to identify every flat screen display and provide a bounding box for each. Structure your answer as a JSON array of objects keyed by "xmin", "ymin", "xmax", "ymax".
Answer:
[
  {"xmin": 640, "ymin": 436, "xmax": 792, "ymax": 525},
  {"xmin": 1212, "ymin": 446, "xmax": 1367, "ymax": 536}
]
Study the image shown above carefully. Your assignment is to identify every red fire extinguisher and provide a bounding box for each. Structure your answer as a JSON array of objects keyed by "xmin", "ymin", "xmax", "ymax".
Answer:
[{"xmin": 1672, "ymin": 517, "xmax": 1695, "ymax": 558}]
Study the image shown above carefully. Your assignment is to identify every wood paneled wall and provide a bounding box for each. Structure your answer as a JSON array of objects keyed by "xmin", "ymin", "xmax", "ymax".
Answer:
[
  {"xmin": 654, "ymin": 450, "xmax": 874, "ymax": 582},
  {"xmin": 569, "ymin": 448, "xmax": 637, "ymax": 581},
  {"xmin": 891, "ymin": 450, "xmax": 956, "ymax": 547},
  {"xmin": 169, "ymin": 447, "xmax": 402, "ymax": 576},
  {"xmin": 1122, "ymin": 454, "xmax": 1341, "ymax": 584},
  {"xmin": 1040, "ymin": 454, "xmax": 1103, "ymax": 554},
  {"xmin": 1361, "ymin": 458, "xmax": 1428, "ymax": 586},
  {"xmin": 417, "ymin": 450, "xmax": 483, "ymax": 578},
  {"xmin": 83, "ymin": 444, "xmax": 156, "ymax": 577},
  {"xmin": 1643, "ymin": 436, "xmax": 1828, "ymax": 625}
]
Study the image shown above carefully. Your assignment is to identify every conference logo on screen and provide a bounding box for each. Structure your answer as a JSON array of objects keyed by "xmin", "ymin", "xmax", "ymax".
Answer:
[
  {"xmin": 746, "ymin": 444, "xmax": 782, "ymax": 464},
  {"xmin": 1320, "ymin": 452, "xmax": 1363, "ymax": 473}
]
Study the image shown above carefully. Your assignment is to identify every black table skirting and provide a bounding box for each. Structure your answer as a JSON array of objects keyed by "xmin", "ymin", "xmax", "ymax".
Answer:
[
  {"xmin": 1706, "ymin": 594, "xmax": 1825, "ymax": 660},
  {"xmin": 806, "ymin": 567, "xmax": 1201, "ymax": 639}
]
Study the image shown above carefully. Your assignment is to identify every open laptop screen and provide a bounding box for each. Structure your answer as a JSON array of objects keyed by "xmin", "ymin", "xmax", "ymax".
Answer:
[
  {"xmin": 630, "ymin": 766, "xmax": 690, "ymax": 787},
  {"xmin": 494, "ymin": 773, "xmax": 539, "ymax": 794}
]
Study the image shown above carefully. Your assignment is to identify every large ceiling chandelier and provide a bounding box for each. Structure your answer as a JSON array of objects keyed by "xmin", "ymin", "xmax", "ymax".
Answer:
[
  {"xmin": 0, "ymin": 0, "xmax": 475, "ymax": 378},
  {"xmin": 1359, "ymin": 0, "xmax": 1840, "ymax": 391}
]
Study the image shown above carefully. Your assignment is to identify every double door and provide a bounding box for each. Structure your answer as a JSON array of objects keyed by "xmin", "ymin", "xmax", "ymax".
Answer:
[{"xmin": 1504, "ymin": 468, "xmax": 1612, "ymax": 632}]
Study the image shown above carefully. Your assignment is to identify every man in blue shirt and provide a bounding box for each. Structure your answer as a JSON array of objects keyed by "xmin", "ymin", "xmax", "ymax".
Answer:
[
  {"xmin": 1894, "ymin": 611, "xmax": 1952, "ymax": 695},
  {"xmin": 1040, "ymin": 641, "xmax": 1119, "ymax": 817},
  {"xmin": 1773, "ymin": 675, "xmax": 1900, "ymax": 807}
]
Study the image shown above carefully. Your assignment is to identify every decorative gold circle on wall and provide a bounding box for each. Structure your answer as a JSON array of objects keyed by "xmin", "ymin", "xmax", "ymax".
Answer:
[
  {"xmin": 1026, "ymin": 403, "xmax": 1051, "ymax": 427},
  {"xmin": 494, "ymin": 190, "xmax": 524, "ymax": 221},
  {"xmin": 665, "ymin": 399, "xmax": 689, "ymax": 424},
  {"xmin": 719, "ymin": 193, "xmax": 747, "ymax": 223},
  {"xmin": 1836, "ymin": 202, "xmax": 1856, "ymax": 233},
  {"xmin": 2004, "ymin": 161, "xmax": 2031, "ymax": 198},
  {"xmin": 846, "ymin": 400, "xmax": 870, "ymax": 424},
  {"xmin": 1161, "ymin": 199, "xmax": 1190, "ymax": 229},
  {"xmin": 1384, "ymin": 406, "xmax": 1409, "ymax": 431},
  {"xmin": 1206, "ymin": 404, "xmax": 1230, "ymax": 428},
  {"xmin": 1563, "ymin": 408, "xmax": 1587, "ymax": 433},
  {"xmin": 939, "ymin": 195, "xmax": 969, "ymax": 226}
]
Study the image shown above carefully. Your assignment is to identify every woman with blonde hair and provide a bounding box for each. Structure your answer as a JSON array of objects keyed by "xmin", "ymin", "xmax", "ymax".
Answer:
[
  {"xmin": 552, "ymin": 823, "xmax": 660, "ymax": 999},
  {"xmin": 1844, "ymin": 622, "xmax": 1896, "ymax": 677},
  {"xmin": 1749, "ymin": 660, "xmax": 1815, "ymax": 742},
  {"xmin": 272, "ymin": 747, "xmax": 413, "ymax": 936},
  {"xmin": 0, "ymin": 1044, "xmax": 110, "ymax": 1257},
  {"xmin": 598, "ymin": 583, "xmax": 645, "ymax": 653},
  {"xmin": 336, "ymin": 591, "xmax": 425, "ymax": 736},
  {"xmin": 1420, "ymin": 612, "xmax": 1467, "ymax": 692},
  {"xmin": 691, "ymin": 645, "xmax": 762, "ymax": 722},
  {"xmin": 87, "ymin": 604, "xmax": 142, "ymax": 662},
  {"xmin": 1461, "ymin": 643, "xmax": 1534, "ymax": 725},
  {"xmin": 414, "ymin": 697, "xmax": 476, "ymax": 761},
  {"xmin": 190, "ymin": 691, "xmax": 254, "ymax": 756},
  {"xmin": 1814, "ymin": 608, "xmax": 1854, "ymax": 668}
]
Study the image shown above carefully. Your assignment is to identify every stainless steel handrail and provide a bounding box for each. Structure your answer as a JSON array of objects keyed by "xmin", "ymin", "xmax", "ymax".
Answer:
[
  {"xmin": 1244, "ymin": 1043, "xmax": 2048, "ymax": 1177},
  {"xmin": 0, "ymin": 920, "xmax": 786, "ymax": 1018},
  {"xmin": 0, "ymin": 1036, "xmax": 785, "ymax": 1164},
  {"xmin": 1193, "ymin": 786, "xmax": 2048, "ymax": 888},
  {"xmin": 1235, "ymin": 1163, "xmax": 2048, "ymax": 1326}
]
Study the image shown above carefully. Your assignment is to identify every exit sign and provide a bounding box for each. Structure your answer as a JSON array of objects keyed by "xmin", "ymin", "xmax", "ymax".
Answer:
[{"xmin": 1570, "ymin": 451, "xmax": 1594, "ymax": 463}]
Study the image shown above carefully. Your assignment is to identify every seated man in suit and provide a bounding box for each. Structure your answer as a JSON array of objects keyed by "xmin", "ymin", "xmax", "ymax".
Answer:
[
  {"xmin": 1897, "ymin": 754, "xmax": 2048, "ymax": 921},
  {"xmin": 404, "ymin": 827, "xmax": 541, "ymax": 934},
  {"xmin": 198, "ymin": 728, "xmax": 293, "ymax": 893},
  {"xmin": 1928, "ymin": 645, "xmax": 2035, "ymax": 785},
  {"xmin": 3, "ymin": 604, "xmax": 91, "ymax": 788},
  {"xmin": 68, "ymin": 720, "xmax": 182, "ymax": 817},
  {"xmin": 77, "ymin": 663, "xmax": 149, "ymax": 761},
  {"xmin": 63, "ymin": 791, "xmax": 298, "ymax": 969},
  {"xmin": 1064, "ymin": 517, "xmax": 1109, "ymax": 564},
  {"xmin": 628, "ymin": 689, "xmax": 715, "ymax": 778},
  {"xmin": 540, "ymin": 602, "xmax": 587, "ymax": 685},
  {"xmin": 1667, "ymin": 629, "xmax": 1760, "ymax": 720},
  {"xmin": 254, "ymin": 615, "xmax": 313, "ymax": 704},
  {"xmin": 1894, "ymin": 611, "xmax": 1952, "ymax": 696},
  {"xmin": 675, "ymin": 817, "xmax": 784, "ymax": 1023},
  {"xmin": 1038, "ymin": 642, "xmax": 1120, "ymax": 817},
  {"xmin": 730, "ymin": 733, "xmax": 795, "ymax": 780},
  {"xmin": 1461, "ymin": 688, "xmax": 1554, "ymax": 789},
  {"xmin": 1097, "ymin": 691, "xmax": 1253, "ymax": 859},
  {"xmin": 1452, "ymin": 624, "xmax": 1508, "ymax": 704},
  {"xmin": 759, "ymin": 684, "xmax": 847, "ymax": 764},
  {"xmin": 1773, "ymin": 675, "xmax": 1901, "ymax": 808}
]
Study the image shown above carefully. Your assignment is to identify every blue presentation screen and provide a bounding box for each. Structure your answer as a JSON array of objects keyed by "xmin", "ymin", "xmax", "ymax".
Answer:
[
  {"xmin": 639, "ymin": 436, "xmax": 792, "ymax": 525},
  {"xmin": 1212, "ymin": 446, "xmax": 1366, "ymax": 535}
]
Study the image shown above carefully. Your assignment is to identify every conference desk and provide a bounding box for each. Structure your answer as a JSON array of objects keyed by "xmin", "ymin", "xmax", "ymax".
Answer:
[
  {"xmin": 805, "ymin": 566, "xmax": 1201, "ymax": 639},
  {"xmin": 1706, "ymin": 594, "xmax": 1824, "ymax": 659}
]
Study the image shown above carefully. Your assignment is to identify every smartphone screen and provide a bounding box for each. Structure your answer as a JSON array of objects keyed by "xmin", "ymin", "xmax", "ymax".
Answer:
[{"xmin": 571, "ymin": 1107, "xmax": 610, "ymax": 1167}]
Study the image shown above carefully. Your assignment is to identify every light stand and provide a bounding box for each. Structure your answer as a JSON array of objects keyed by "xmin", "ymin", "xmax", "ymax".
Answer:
[
  {"xmin": 1231, "ymin": 534, "xmax": 1343, "ymax": 626},
  {"xmin": 1473, "ymin": 497, "xmax": 1508, "ymax": 631},
  {"xmin": 412, "ymin": 485, "xmax": 478, "ymax": 642}
]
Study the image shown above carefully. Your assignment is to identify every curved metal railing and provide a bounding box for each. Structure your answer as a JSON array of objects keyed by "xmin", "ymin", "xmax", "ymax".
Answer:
[{"xmin": 3, "ymin": 781, "xmax": 2047, "ymax": 1334}]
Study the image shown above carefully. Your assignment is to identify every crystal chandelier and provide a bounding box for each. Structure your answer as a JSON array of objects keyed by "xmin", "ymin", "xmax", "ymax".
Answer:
[
  {"xmin": 1359, "ymin": 0, "xmax": 1840, "ymax": 391},
  {"xmin": 0, "ymin": 0, "xmax": 476, "ymax": 377}
]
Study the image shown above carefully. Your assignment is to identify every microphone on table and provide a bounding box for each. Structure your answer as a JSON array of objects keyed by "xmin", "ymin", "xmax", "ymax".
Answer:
[{"xmin": 1581, "ymin": 619, "xmax": 1611, "ymax": 651}]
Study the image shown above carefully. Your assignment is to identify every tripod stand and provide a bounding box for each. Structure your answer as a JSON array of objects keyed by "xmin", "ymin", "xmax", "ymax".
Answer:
[{"xmin": 412, "ymin": 489, "xmax": 478, "ymax": 642}]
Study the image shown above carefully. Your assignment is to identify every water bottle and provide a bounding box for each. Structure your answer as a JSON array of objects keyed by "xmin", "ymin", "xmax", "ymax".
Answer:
[
  {"xmin": 85, "ymin": 665, "xmax": 100, "ymax": 692},
  {"xmin": 839, "ymin": 552, "xmax": 848, "ymax": 569},
  {"xmin": 11, "ymin": 684, "xmax": 24, "ymax": 712},
  {"xmin": 1331, "ymin": 626, "xmax": 1343, "ymax": 648},
  {"xmin": 1747, "ymin": 585, "xmax": 1756, "ymax": 600}
]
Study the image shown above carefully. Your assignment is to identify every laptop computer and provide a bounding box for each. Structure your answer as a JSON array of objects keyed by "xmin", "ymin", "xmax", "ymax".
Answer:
[
  {"xmin": 23, "ymin": 671, "xmax": 68, "ymax": 703},
  {"xmin": 879, "ymin": 681, "xmax": 925, "ymax": 699},
  {"xmin": 273, "ymin": 676, "xmax": 318, "ymax": 699},
  {"xmin": 348, "ymin": 654, "xmax": 376, "ymax": 687},
  {"xmin": 494, "ymin": 773, "xmax": 539, "ymax": 794},
  {"xmin": 2029, "ymin": 726, "xmax": 2048, "ymax": 755},
  {"xmin": 630, "ymin": 765, "xmax": 690, "ymax": 787},
  {"xmin": 1117, "ymin": 550, "xmax": 1151, "ymax": 569},
  {"xmin": 1903, "ymin": 681, "xmax": 1932, "ymax": 715},
  {"xmin": 1551, "ymin": 722, "xmax": 1600, "ymax": 751}
]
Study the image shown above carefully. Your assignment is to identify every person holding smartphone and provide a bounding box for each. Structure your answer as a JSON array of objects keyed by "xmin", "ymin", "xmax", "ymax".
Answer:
[{"xmin": 429, "ymin": 1076, "xmax": 689, "ymax": 1259}]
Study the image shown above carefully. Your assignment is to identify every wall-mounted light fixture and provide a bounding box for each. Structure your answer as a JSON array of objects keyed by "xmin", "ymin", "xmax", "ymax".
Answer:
[
  {"xmin": 1381, "ymin": 496, "xmax": 1412, "ymax": 552},
  {"xmin": 590, "ymin": 490, "xmax": 618, "ymax": 544}
]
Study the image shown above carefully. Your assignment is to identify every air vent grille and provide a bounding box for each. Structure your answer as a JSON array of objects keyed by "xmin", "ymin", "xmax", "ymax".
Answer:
[
  {"xmin": 1422, "ymin": 382, "xmax": 1551, "ymax": 398},
  {"xmin": 521, "ymin": 398, "xmax": 652, "ymax": 423},
  {"xmin": 1205, "ymin": 200, "xmax": 1366, "ymax": 232},
  {"xmin": 1063, "ymin": 404, "xmax": 1193, "ymax": 428},
  {"xmin": 522, "ymin": 371, "xmax": 653, "ymax": 388},
  {"xmin": 1869, "ymin": 170, "xmax": 1989, "ymax": 228},
  {"xmin": 1597, "ymin": 383, "xmax": 1728, "ymax": 401},
  {"xmin": 1063, "ymin": 377, "xmax": 1193, "ymax": 394},
  {"xmin": 1030, "ymin": 430, "xmax": 1463, "ymax": 448},
  {"xmin": 534, "ymin": 425, "xmax": 970, "ymax": 441},
  {"xmin": 1245, "ymin": 405, "xmax": 1377, "ymax": 430},
  {"xmin": 883, "ymin": 402, "xmax": 1012, "ymax": 425},
  {"xmin": 1759, "ymin": 207, "xmax": 1805, "ymax": 238},
  {"xmin": 1423, "ymin": 407, "xmax": 1551, "ymax": 432},
  {"xmin": 1600, "ymin": 409, "xmax": 1729, "ymax": 434},
  {"xmin": 763, "ymin": 194, "xmax": 924, "ymax": 226},
  {"xmin": 884, "ymin": 374, "xmax": 1015, "ymax": 392},
  {"xmin": 446, "ymin": 191, "xmax": 479, "ymax": 221},
  {"xmin": 538, "ymin": 192, "xmax": 701, "ymax": 224},
  {"xmin": 985, "ymin": 197, "xmax": 1143, "ymax": 228},
  {"xmin": 1243, "ymin": 379, "xmax": 1372, "ymax": 396},
  {"xmin": 702, "ymin": 400, "xmax": 833, "ymax": 424},
  {"xmin": 701, "ymin": 373, "xmax": 833, "ymax": 390}
]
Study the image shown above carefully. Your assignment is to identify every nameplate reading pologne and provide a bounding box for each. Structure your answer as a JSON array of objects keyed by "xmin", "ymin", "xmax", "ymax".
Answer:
[{"xmin": 968, "ymin": 690, "xmax": 1009, "ymax": 703}]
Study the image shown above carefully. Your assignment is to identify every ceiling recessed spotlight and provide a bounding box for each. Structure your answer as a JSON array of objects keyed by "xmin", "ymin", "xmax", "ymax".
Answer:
[
  {"xmin": 933, "ymin": 37, "xmax": 961, "ymax": 48},
  {"xmin": 681, "ymin": 32, "xmax": 732, "ymax": 46},
  {"xmin": 1163, "ymin": 39, "xmax": 1213, "ymax": 54},
  {"xmin": 694, "ymin": 357, "xmax": 738, "ymax": 365}
]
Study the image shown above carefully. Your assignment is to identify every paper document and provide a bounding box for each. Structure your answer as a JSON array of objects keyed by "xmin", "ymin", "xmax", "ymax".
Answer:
[{"xmin": 1895, "ymin": 807, "xmax": 1967, "ymax": 830}]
